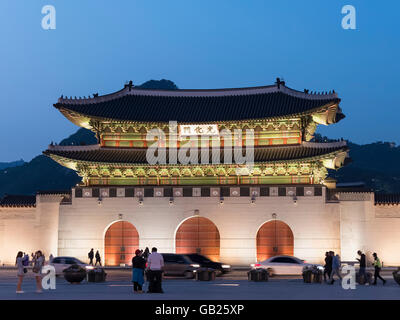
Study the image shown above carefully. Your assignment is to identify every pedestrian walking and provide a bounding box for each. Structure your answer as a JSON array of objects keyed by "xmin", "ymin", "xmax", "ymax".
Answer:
[
  {"xmin": 95, "ymin": 250, "xmax": 102, "ymax": 266},
  {"xmin": 49, "ymin": 254, "xmax": 54, "ymax": 263},
  {"xmin": 329, "ymin": 253, "xmax": 342, "ymax": 284},
  {"xmin": 132, "ymin": 249, "xmax": 146, "ymax": 293},
  {"xmin": 32, "ymin": 251, "xmax": 44, "ymax": 293},
  {"xmin": 323, "ymin": 252, "xmax": 331, "ymax": 282},
  {"xmin": 372, "ymin": 252, "xmax": 386, "ymax": 285},
  {"xmin": 88, "ymin": 248, "xmax": 94, "ymax": 265},
  {"xmin": 356, "ymin": 250, "xmax": 368, "ymax": 285},
  {"xmin": 16, "ymin": 251, "xmax": 26, "ymax": 293},
  {"xmin": 147, "ymin": 247, "xmax": 164, "ymax": 293}
]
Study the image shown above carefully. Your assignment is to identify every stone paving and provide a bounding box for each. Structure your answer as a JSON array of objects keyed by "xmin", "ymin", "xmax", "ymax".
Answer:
[{"xmin": 0, "ymin": 269, "xmax": 398, "ymax": 300}]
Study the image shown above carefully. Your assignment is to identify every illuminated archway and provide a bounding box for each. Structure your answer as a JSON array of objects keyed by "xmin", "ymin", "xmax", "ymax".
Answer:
[
  {"xmin": 104, "ymin": 221, "xmax": 139, "ymax": 266},
  {"xmin": 175, "ymin": 217, "xmax": 220, "ymax": 261},
  {"xmin": 256, "ymin": 220, "xmax": 294, "ymax": 261}
]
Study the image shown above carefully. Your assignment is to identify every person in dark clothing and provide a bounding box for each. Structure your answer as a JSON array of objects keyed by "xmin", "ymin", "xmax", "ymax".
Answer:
[
  {"xmin": 142, "ymin": 247, "xmax": 150, "ymax": 260},
  {"xmin": 324, "ymin": 251, "xmax": 333, "ymax": 283},
  {"xmin": 132, "ymin": 249, "xmax": 146, "ymax": 293},
  {"xmin": 95, "ymin": 250, "xmax": 102, "ymax": 266},
  {"xmin": 88, "ymin": 249, "xmax": 94, "ymax": 265},
  {"xmin": 323, "ymin": 252, "xmax": 331, "ymax": 282},
  {"xmin": 372, "ymin": 252, "xmax": 386, "ymax": 285},
  {"xmin": 357, "ymin": 250, "xmax": 368, "ymax": 284}
]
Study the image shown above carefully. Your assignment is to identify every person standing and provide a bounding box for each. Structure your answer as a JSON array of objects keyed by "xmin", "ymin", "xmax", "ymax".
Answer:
[
  {"xmin": 143, "ymin": 247, "xmax": 150, "ymax": 261},
  {"xmin": 22, "ymin": 253, "xmax": 30, "ymax": 268},
  {"xmin": 147, "ymin": 247, "xmax": 164, "ymax": 293},
  {"xmin": 49, "ymin": 254, "xmax": 54, "ymax": 263},
  {"xmin": 16, "ymin": 252, "xmax": 25, "ymax": 294},
  {"xmin": 323, "ymin": 252, "xmax": 331, "ymax": 282},
  {"xmin": 372, "ymin": 252, "xmax": 386, "ymax": 285},
  {"xmin": 88, "ymin": 249, "xmax": 94, "ymax": 265},
  {"xmin": 95, "ymin": 250, "xmax": 102, "ymax": 266},
  {"xmin": 324, "ymin": 251, "xmax": 333, "ymax": 283},
  {"xmin": 32, "ymin": 251, "xmax": 44, "ymax": 293},
  {"xmin": 329, "ymin": 253, "xmax": 342, "ymax": 284},
  {"xmin": 132, "ymin": 249, "xmax": 146, "ymax": 293},
  {"xmin": 357, "ymin": 250, "xmax": 368, "ymax": 285}
]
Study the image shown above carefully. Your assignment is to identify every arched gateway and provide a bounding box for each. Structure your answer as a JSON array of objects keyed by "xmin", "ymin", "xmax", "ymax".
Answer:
[
  {"xmin": 256, "ymin": 220, "xmax": 294, "ymax": 261},
  {"xmin": 104, "ymin": 221, "xmax": 139, "ymax": 266},
  {"xmin": 175, "ymin": 217, "xmax": 220, "ymax": 261}
]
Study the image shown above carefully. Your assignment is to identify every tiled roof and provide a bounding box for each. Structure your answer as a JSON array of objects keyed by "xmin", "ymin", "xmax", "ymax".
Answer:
[
  {"xmin": 54, "ymin": 83, "xmax": 341, "ymax": 123},
  {"xmin": 0, "ymin": 195, "xmax": 36, "ymax": 207},
  {"xmin": 37, "ymin": 190, "xmax": 71, "ymax": 195},
  {"xmin": 44, "ymin": 141, "xmax": 348, "ymax": 165},
  {"xmin": 375, "ymin": 193, "xmax": 400, "ymax": 205}
]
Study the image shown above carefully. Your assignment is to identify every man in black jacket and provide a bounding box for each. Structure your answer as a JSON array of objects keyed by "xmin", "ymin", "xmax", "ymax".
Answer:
[
  {"xmin": 357, "ymin": 250, "xmax": 367, "ymax": 284},
  {"xmin": 324, "ymin": 251, "xmax": 333, "ymax": 282},
  {"xmin": 88, "ymin": 248, "xmax": 94, "ymax": 265}
]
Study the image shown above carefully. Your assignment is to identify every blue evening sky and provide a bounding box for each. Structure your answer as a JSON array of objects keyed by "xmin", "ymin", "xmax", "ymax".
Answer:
[{"xmin": 0, "ymin": 0, "xmax": 399, "ymax": 162}]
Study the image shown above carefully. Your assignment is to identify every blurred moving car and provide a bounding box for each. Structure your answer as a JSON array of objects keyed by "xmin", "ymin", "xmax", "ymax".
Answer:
[
  {"xmin": 161, "ymin": 253, "xmax": 200, "ymax": 278},
  {"xmin": 184, "ymin": 254, "xmax": 231, "ymax": 275},
  {"xmin": 250, "ymin": 255, "xmax": 323, "ymax": 276},
  {"xmin": 50, "ymin": 256, "xmax": 94, "ymax": 275}
]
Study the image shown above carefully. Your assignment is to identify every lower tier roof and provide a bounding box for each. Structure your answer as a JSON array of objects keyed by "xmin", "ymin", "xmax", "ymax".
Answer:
[{"xmin": 44, "ymin": 141, "xmax": 348, "ymax": 165}]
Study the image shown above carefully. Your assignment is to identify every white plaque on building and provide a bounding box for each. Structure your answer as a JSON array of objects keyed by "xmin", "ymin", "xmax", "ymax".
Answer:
[
  {"xmin": 210, "ymin": 188, "xmax": 220, "ymax": 197},
  {"xmin": 117, "ymin": 188, "xmax": 125, "ymax": 197},
  {"xmin": 270, "ymin": 187, "xmax": 278, "ymax": 197},
  {"xmin": 154, "ymin": 188, "xmax": 164, "ymax": 197},
  {"xmin": 173, "ymin": 188, "xmax": 183, "ymax": 197},
  {"xmin": 135, "ymin": 188, "xmax": 144, "ymax": 197},
  {"xmin": 192, "ymin": 188, "xmax": 201, "ymax": 197},
  {"xmin": 83, "ymin": 188, "xmax": 92, "ymax": 197},
  {"xmin": 179, "ymin": 124, "xmax": 219, "ymax": 138},
  {"xmin": 100, "ymin": 188, "xmax": 109, "ymax": 197}
]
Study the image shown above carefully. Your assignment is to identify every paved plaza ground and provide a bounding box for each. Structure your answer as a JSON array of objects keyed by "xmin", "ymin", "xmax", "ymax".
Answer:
[{"xmin": 0, "ymin": 269, "xmax": 399, "ymax": 300}]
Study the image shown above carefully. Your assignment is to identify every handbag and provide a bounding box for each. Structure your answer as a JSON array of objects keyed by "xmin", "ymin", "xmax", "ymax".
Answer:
[{"xmin": 23, "ymin": 268, "xmax": 27, "ymax": 274}]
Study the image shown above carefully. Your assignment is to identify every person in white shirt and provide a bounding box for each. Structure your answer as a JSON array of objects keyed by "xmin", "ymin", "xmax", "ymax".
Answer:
[{"xmin": 146, "ymin": 247, "xmax": 164, "ymax": 293}]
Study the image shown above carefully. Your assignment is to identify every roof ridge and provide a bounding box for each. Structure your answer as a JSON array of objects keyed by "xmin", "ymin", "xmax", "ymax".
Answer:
[
  {"xmin": 302, "ymin": 141, "xmax": 347, "ymax": 148},
  {"xmin": 56, "ymin": 81, "xmax": 338, "ymax": 105},
  {"xmin": 46, "ymin": 144, "xmax": 100, "ymax": 152}
]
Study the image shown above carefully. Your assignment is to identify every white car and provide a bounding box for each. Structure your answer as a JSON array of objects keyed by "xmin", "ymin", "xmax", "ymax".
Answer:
[
  {"xmin": 50, "ymin": 256, "xmax": 94, "ymax": 275},
  {"xmin": 251, "ymin": 255, "xmax": 323, "ymax": 276}
]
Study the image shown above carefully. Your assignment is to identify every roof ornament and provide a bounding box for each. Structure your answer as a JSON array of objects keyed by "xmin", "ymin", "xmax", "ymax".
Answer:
[
  {"xmin": 125, "ymin": 80, "xmax": 133, "ymax": 91},
  {"xmin": 304, "ymin": 89, "xmax": 309, "ymax": 94},
  {"xmin": 60, "ymin": 95, "xmax": 63, "ymax": 99},
  {"xmin": 275, "ymin": 77, "xmax": 285, "ymax": 89},
  {"xmin": 93, "ymin": 93, "xmax": 99, "ymax": 97}
]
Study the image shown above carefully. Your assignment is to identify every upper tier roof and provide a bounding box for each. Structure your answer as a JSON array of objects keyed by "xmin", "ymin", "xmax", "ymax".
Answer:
[
  {"xmin": 54, "ymin": 80, "xmax": 340, "ymax": 123},
  {"xmin": 44, "ymin": 141, "xmax": 348, "ymax": 165}
]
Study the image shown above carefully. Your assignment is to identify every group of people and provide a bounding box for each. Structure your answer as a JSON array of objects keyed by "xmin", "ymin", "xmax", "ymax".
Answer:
[
  {"xmin": 87, "ymin": 249, "xmax": 102, "ymax": 266},
  {"xmin": 131, "ymin": 247, "xmax": 164, "ymax": 293},
  {"xmin": 16, "ymin": 250, "xmax": 46, "ymax": 294},
  {"xmin": 323, "ymin": 250, "xmax": 386, "ymax": 285}
]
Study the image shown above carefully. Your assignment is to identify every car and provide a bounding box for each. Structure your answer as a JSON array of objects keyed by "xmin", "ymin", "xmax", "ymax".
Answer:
[
  {"xmin": 251, "ymin": 255, "xmax": 323, "ymax": 276},
  {"xmin": 161, "ymin": 253, "xmax": 200, "ymax": 278},
  {"xmin": 50, "ymin": 256, "xmax": 94, "ymax": 275},
  {"xmin": 184, "ymin": 254, "xmax": 231, "ymax": 275}
]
